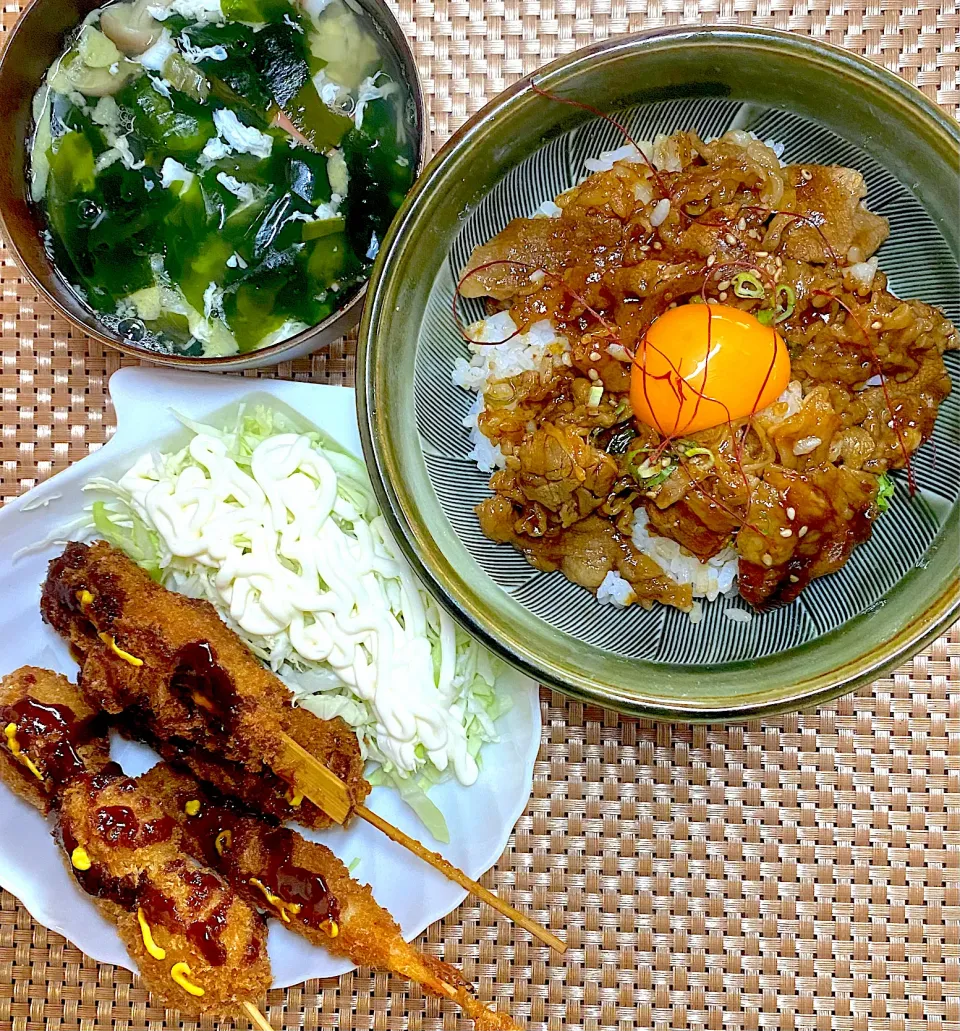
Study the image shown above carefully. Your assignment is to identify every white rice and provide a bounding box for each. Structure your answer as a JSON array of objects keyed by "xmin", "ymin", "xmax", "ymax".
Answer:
[
  {"xmin": 533, "ymin": 200, "xmax": 562, "ymax": 218},
  {"xmin": 461, "ymin": 393, "xmax": 504, "ymax": 473},
  {"xmin": 451, "ymin": 314, "xmax": 569, "ymax": 397},
  {"xmin": 596, "ymin": 570, "xmax": 636, "ymax": 608},
  {"xmin": 723, "ymin": 608, "xmax": 753, "ymax": 623},
  {"xmin": 632, "ymin": 508, "xmax": 739, "ymax": 602},
  {"xmin": 584, "ymin": 142, "xmax": 649, "ymax": 173},
  {"xmin": 649, "ymin": 198, "xmax": 671, "ymax": 226}
]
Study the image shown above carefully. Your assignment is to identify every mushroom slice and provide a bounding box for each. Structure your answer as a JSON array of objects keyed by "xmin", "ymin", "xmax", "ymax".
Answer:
[{"xmin": 100, "ymin": 0, "xmax": 171, "ymax": 57}]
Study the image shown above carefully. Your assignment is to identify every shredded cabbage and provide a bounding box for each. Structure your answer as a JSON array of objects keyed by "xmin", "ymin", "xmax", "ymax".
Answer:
[{"xmin": 82, "ymin": 405, "xmax": 508, "ymax": 839}]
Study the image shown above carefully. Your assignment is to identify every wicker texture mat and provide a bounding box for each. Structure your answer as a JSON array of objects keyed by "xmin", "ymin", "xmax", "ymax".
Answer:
[{"xmin": 1, "ymin": 0, "xmax": 959, "ymax": 1027}]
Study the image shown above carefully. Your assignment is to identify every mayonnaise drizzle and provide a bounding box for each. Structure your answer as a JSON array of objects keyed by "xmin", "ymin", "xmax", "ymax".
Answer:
[{"xmin": 118, "ymin": 430, "xmax": 479, "ymax": 784}]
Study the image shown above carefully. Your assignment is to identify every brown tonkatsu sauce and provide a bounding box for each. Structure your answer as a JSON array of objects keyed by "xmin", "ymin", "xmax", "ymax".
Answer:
[
  {"xmin": 1, "ymin": 697, "xmax": 96, "ymax": 786},
  {"xmin": 258, "ymin": 826, "xmax": 338, "ymax": 930},
  {"xmin": 170, "ymin": 642, "xmax": 238, "ymax": 737},
  {"xmin": 93, "ymin": 805, "xmax": 175, "ymax": 848}
]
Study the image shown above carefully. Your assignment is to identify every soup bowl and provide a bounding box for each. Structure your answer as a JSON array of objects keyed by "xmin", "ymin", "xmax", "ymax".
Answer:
[{"xmin": 0, "ymin": 0, "xmax": 426, "ymax": 369}]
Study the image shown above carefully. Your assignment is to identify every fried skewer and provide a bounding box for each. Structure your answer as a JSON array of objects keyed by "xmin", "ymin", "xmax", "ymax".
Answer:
[
  {"xmin": 42, "ymin": 541, "xmax": 565, "ymax": 952},
  {"xmin": 0, "ymin": 669, "xmax": 274, "ymax": 1027},
  {"xmin": 0, "ymin": 665, "xmax": 111, "ymax": 811},
  {"xmin": 142, "ymin": 765, "xmax": 521, "ymax": 1029},
  {"xmin": 58, "ymin": 768, "xmax": 273, "ymax": 1020},
  {"xmin": 0, "ymin": 667, "xmax": 521, "ymax": 1028}
]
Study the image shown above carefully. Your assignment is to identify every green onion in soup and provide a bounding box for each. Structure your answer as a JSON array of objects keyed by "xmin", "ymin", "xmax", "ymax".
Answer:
[{"xmin": 30, "ymin": 0, "xmax": 416, "ymax": 357}]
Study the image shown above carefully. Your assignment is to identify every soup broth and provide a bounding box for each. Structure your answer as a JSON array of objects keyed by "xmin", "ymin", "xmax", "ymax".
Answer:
[{"xmin": 31, "ymin": 0, "xmax": 416, "ymax": 356}]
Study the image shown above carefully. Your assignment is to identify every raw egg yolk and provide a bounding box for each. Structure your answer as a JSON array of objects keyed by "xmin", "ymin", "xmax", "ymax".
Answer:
[{"xmin": 630, "ymin": 303, "xmax": 791, "ymax": 435}]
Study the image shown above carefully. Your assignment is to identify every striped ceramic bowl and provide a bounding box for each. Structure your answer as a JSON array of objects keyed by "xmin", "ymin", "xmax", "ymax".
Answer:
[{"xmin": 358, "ymin": 26, "xmax": 960, "ymax": 718}]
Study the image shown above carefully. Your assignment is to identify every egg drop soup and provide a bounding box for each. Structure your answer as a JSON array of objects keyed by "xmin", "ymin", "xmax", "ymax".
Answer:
[{"xmin": 30, "ymin": 0, "xmax": 416, "ymax": 357}]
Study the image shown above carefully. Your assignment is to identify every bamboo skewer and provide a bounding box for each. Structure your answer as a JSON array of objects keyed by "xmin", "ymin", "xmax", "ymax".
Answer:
[
  {"xmin": 356, "ymin": 802, "xmax": 567, "ymax": 952},
  {"xmin": 243, "ymin": 1001, "xmax": 274, "ymax": 1031},
  {"xmin": 276, "ymin": 735, "xmax": 567, "ymax": 953}
]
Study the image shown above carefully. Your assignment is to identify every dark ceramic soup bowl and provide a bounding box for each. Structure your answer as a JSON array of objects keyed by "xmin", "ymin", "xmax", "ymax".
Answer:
[{"xmin": 0, "ymin": 0, "xmax": 426, "ymax": 369}]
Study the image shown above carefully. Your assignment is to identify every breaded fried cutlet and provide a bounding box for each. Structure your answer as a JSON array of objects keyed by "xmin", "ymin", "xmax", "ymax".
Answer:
[
  {"xmin": 58, "ymin": 769, "xmax": 271, "ymax": 1019},
  {"xmin": 0, "ymin": 666, "xmax": 110, "ymax": 813},
  {"xmin": 117, "ymin": 703, "xmax": 369, "ymax": 831},
  {"xmin": 42, "ymin": 543, "xmax": 372, "ymax": 826},
  {"xmin": 42, "ymin": 540, "xmax": 290, "ymax": 770},
  {"xmin": 141, "ymin": 765, "xmax": 521, "ymax": 1029}
]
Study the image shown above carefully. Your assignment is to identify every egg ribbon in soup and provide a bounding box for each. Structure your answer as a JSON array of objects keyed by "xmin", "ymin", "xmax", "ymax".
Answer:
[{"xmin": 31, "ymin": 0, "xmax": 415, "ymax": 357}]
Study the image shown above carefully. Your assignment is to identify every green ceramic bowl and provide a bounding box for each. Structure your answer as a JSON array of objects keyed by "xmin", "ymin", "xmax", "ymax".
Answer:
[{"xmin": 358, "ymin": 26, "xmax": 960, "ymax": 718}]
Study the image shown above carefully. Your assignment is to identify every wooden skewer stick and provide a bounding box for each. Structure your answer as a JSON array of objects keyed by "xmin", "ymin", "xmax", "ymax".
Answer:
[
  {"xmin": 356, "ymin": 802, "xmax": 567, "ymax": 953},
  {"xmin": 243, "ymin": 1001, "xmax": 274, "ymax": 1031},
  {"xmin": 276, "ymin": 735, "xmax": 567, "ymax": 953}
]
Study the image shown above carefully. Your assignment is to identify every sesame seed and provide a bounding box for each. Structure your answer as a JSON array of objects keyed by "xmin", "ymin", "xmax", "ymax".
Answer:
[
  {"xmin": 587, "ymin": 368, "xmax": 599, "ymax": 381},
  {"xmin": 762, "ymin": 553, "xmax": 773, "ymax": 566},
  {"xmin": 653, "ymin": 241, "xmax": 662, "ymax": 250},
  {"xmin": 798, "ymin": 526, "xmax": 808, "ymax": 538},
  {"xmin": 775, "ymin": 256, "xmax": 783, "ymax": 268},
  {"xmin": 724, "ymin": 233, "xmax": 737, "ymax": 245},
  {"xmin": 718, "ymin": 291, "xmax": 728, "ymax": 301},
  {"xmin": 640, "ymin": 245, "xmax": 650, "ymax": 252},
  {"xmin": 717, "ymin": 280, "xmax": 731, "ymax": 291},
  {"xmin": 668, "ymin": 301, "xmax": 678, "ymax": 308},
  {"xmin": 779, "ymin": 528, "xmax": 793, "ymax": 537},
  {"xmin": 786, "ymin": 506, "xmax": 796, "ymax": 520},
  {"xmin": 789, "ymin": 575, "xmax": 799, "ymax": 583},
  {"xmin": 707, "ymin": 297, "xmax": 718, "ymax": 305},
  {"xmin": 589, "ymin": 352, "xmax": 601, "ymax": 361},
  {"xmin": 755, "ymin": 251, "xmax": 769, "ymax": 258},
  {"xmin": 871, "ymin": 320, "xmax": 882, "ymax": 330},
  {"xmin": 706, "ymin": 254, "xmax": 716, "ymax": 267},
  {"xmin": 738, "ymin": 218, "xmax": 747, "ymax": 231}
]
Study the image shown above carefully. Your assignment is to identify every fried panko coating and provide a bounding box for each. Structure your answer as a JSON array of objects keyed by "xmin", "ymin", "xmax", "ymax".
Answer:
[
  {"xmin": 140, "ymin": 766, "xmax": 520, "ymax": 1029},
  {"xmin": 58, "ymin": 769, "xmax": 271, "ymax": 1019},
  {"xmin": 0, "ymin": 666, "xmax": 110, "ymax": 813},
  {"xmin": 41, "ymin": 543, "xmax": 370, "ymax": 818},
  {"xmin": 42, "ymin": 541, "xmax": 288, "ymax": 769},
  {"xmin": 117, "ymin": 705, "xmax": 369, "ymax": 831}
]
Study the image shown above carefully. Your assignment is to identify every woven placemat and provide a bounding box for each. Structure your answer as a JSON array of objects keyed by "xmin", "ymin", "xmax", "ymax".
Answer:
[{"xmin": 1, "ymin": 0, "xmax": 958, "ymax": 1028}]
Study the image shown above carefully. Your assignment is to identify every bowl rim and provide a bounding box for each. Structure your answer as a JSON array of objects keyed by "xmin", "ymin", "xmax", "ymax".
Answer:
[
  {"xmin": 358, "ymin": 23, "xmax": 960, "ymax": 719},
  {"xmin": 0, "ymin": 0, "xmax": 428, "ymax": 369}
]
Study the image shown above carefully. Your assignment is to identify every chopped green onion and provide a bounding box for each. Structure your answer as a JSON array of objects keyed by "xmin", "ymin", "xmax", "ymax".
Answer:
[
  {"xmin": 773, "ymin": 284, "xmax": 796, "ymax": 323},
  {"xmin": 876, "ymin": 472, "xmax": 895, "ymax": 512},
  {"xmin": 347, "ymin": 857, "xmax": 361, "ymax": 873},
  {"xmin": 732, "ymin": 271, "xmax": 765, "ymax": 299},
  {"xmin": 607, "ymin": 426, "xmax": 637, "ymax": 455},
  {"xmin": 626, "ymin": 450, "xmax": 675, "ymax": 487},
  {"xmin": 587, "ymin": 384, "xmax": 604, "ymax": 407},
  {"xmin": 756, "ymin": 308, "xmax": 774, "ymax": 326},
  {"xmin": 302, "ymin": 216, "xmax": 346, "ymax": 241},
  {"xmin": 683, "ymin": 445, "xmax": 715, "ymax": 469}
]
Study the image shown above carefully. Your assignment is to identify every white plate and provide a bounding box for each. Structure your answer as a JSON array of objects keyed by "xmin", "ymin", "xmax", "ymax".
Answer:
[{"xmin": 0, "ymin": 366, "xmax": 541, "ymax": 989}]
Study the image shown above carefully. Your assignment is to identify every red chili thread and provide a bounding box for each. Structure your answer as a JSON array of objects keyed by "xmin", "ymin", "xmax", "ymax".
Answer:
[{"xmin": 528, "ymin": 81, "xmax": 676, "ymax": 207}]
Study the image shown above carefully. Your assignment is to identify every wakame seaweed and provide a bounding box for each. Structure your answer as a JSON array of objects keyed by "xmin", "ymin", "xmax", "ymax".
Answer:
[{"xmin": 31, "ymin": 0, "xmax": 416, "ymax": 357}]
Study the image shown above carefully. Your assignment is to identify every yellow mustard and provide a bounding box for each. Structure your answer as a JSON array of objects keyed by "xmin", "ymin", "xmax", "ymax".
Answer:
[
  {"xmin": 98, "ymin": 632, "xmax": 144, "ymax": 667},
  {"xmin": 170, "ymin": 962, "xmax": 204, "ymax": 997},
  {"xmin": 137, "ymin": 908, "xmax": 166, "ymax": 960},
  {"xmin": 4, "ymin": 723, "xmax": 43, "ymax": 781}
]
